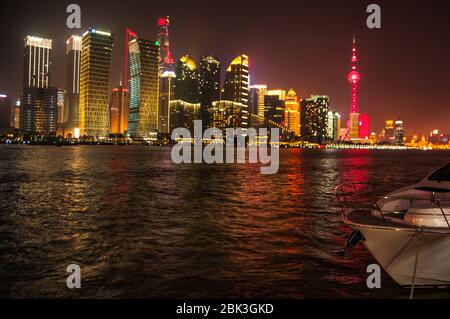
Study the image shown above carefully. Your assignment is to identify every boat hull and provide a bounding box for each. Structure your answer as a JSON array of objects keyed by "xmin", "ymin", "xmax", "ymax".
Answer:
[{"xmin": 352, "ymin": 224, "xmax": 450, "ymax": 286}]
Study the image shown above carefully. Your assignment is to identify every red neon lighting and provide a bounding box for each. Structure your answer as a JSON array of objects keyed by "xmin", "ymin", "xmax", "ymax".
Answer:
[
  {"xmin": 348, "ymin": 36, "xmax": 361, "ymax": 115},
  {"xmin": 158, "ymin": 17, "xmax": 168, "ymax": 27}
]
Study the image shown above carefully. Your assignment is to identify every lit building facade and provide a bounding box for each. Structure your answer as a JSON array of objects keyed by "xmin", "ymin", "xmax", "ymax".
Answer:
[
  {"xmin": 264, "ymin": 94, "xmax": 284, "ymax": 126},
  {"xmin": 383, "ymin": 120, "xmax": 395, "ymax": 143},
  {"xmin": 23, "ymin": 36, "xmax": 52, "ymax": 89},
  {"xmin": 223, "ymin": 54, "xmax": 249, "ymax": 129},
  {"xmin": 21, "ymin": 36, "xmax": 58, "ymax": 135},
  {"xmin": 284, "ymin": 89, "xmax": 300, "ymax": 136},
  {"xmin": 0, "ymin": 94, "xmax": 11, "ymax": 128},
  {"xmin": 210, "ymin": 100, "xmax": 245, "ymax": 134},
  {"xmin": 21, "ymin": 87, "xmax": 58, "ymax": 134},
  {"xmin": 127, "ymin": 32, "xmax": 160, "ymax": 138},
  {"xmin": 326, "ymin": 111, "xmax": 341, "ymax": 143},
  {"xmin": 359, "ymin": 112, "xmax": 371, "ymax": 140},
  {"xmin": 13, "ymin": 99, "xmax": 20, "ymax": 129},
  {"xmin": 79, "ymin": 28, "xmax": 114, "ymax": 137},
  {"xmin": 169, "ymin": 100, "xmax": 200, "ymax": 133},
  {"xmin": 57, "ymin": 89, "xmax": 65, "ymax": 135},
  {"xmin": 199, "ymin": 55, "xmax": 220, "ymax": 127},
  {"xmin": 249, "ymin": 84, "xmax": 267, "ymax": 118},
  {"xmin": 110, "ymin": 83, "xmax": 130, "ymax": 135},
  {"xmin": 394, "ymin": 119, "xmax": 405, "ymax": 145},
  {"xmin": 301, "ymin": 95, "xmax": 329, "ymax": 144},
  {"xmin": 64, "ymin": 35, "xmax": 81, "ymax": 137},
  {"xmin": 174, "ymin": 55, "xmax": 199, "ymax": 103}
]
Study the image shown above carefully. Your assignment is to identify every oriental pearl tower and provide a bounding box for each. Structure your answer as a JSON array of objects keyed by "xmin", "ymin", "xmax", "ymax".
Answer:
[{"xmin": 347, "ymin": 36, "xmax": 361, "ymax": 140}]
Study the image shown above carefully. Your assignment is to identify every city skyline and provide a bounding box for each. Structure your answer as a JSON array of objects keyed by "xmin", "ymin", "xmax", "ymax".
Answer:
[{"xmin": 0, "ymin": 0, "xmax": 449, "ymax": 135}]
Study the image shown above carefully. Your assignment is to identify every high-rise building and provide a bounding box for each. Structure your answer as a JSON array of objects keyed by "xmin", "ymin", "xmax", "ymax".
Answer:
[
  {"xmin": 267, "ymin": 89, "xmax": 287, "ymax": 101},
  {"xmin": 249, "ymin": 85, "xmax": 267, "ymax": 118},
  {"xmin": 22, "ymin": 36, "xmax": 58, "ymax": 135},
  {"xmin": 383, "ymin": 120, "xmax": 395, "ymax": 144},
  {"xmin": 327, "ymin": 111, "xmax": 341, "ymax": 143},
  {"xmin": 127, "ymin": 32, "xmax": 160, "ymax": 138},
  {"xmin": 158, "ymin": 71, "xmax": 175, "ymax": 134},
  {"xmin": 209, "ymin": 100, "xmax": 245, "ymax": 134},
  {"xmin": 110, "ymin": 83, "xmax": 129, "ymax": 135},
  {"xmin": 57, "ymin": 89, "xmax": 65, "ymax": 135},
  {"xmin": 264, "ymin": 94, "xmax": 284, "ymax": 126},
  {"xmin": 21, "ymin": 87, "xmax": 58, "ymax": 134},
  {"xmin": 199, "ymin": 55, "xmax": 220, "ymax": 127},
  {"xmin": 301, "ymin": 95, "xmax": 329, "ymax": 144},
  {"xmin": 284, "ymin": 89, "xmax": 300, "ymax": 136},
  {"xmin": 394, "ymin": 119, "xmax": 405, "ymax": 145},
  {"xmin": 359, "ymin": 112, "xmax": 371, "ymax": 140},
  {"xmin": 23, "ymin": 36, "xmax": 52, "ymax": 89},
  {"xmin": 0, "ymin": 94, "xmax": 11, "ymax": 128},
  {"xmin": 64, "ymin": 35, "xmax": 81, "ymax": 137},
  {"xmin": 79, "ymin": 28, "xmax": 114, "ymax": 138},
  {"xmin": 174, "ymin": 55, "xmax": 199, "ymax": 103},
  {"xmin": 13, "ymin": 99, "xmax": 21, "ymax": 129},
  {"xmin": 169, "ymin": 100, "xmax": 200, "ymax": 133},
  {"xmin": 223, "ymin": 54, "xmax": 249, "ymax": 129}
]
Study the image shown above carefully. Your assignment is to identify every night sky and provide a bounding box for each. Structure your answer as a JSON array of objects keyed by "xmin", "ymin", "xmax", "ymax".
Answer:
[{"xmin": 1, "ymin": 0, "xmax": 449, "ymax": 135}]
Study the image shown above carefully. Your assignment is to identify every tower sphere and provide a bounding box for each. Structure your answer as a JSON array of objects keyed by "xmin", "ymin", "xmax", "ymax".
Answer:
[{"xmin": 347, "ymin": 70, "xmax": 361, "ymax": 84}]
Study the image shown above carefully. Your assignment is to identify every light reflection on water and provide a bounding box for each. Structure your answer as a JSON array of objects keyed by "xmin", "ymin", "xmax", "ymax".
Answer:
[{"xmin": 0, "ymin": 145, "xmax": 450, "ymax": 298}]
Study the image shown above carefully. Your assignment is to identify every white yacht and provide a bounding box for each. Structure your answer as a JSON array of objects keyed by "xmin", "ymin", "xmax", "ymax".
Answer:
[{"xmin": 336, "ymin": 163, "xmax": 450, "ymax": 287}]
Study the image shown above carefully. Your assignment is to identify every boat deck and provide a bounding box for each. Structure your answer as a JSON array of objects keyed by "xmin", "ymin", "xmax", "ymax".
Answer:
[{"xmin": 345, "ymin": 209, "xmax": 450, "ymax": 233}]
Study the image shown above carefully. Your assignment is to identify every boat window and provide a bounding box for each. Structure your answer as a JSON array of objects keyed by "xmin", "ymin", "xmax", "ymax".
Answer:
[{"xmin": 428, "ymin": 164, "xmax": 450, "ymax": 182}]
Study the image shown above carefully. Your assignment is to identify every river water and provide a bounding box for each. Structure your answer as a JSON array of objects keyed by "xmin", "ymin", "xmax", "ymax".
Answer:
[{"xmin": 0, "ymin": 145, "xmax": 449, "ymax": 298}]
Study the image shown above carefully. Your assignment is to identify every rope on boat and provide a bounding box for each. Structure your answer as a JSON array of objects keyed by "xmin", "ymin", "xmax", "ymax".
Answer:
[{"xmin": 409, "ymin": 228, "xmax": 423, "ymax": 299}]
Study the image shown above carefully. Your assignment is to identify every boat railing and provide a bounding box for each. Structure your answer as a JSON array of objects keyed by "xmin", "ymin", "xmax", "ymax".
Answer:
[{"xmin": 335, "ymin": 182, "xmax": 450, "ymax": 229}]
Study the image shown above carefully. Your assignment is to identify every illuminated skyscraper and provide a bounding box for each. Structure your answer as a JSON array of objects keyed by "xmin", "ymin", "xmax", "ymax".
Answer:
[
  {"xmin": 64, "ymin": 35, "xmax": 81, "ymax": 137},
  {"xmin": 174, "ymin": 55, "xmax": 199, "ymax": 103},
  {"xmin": 79, "ymin": 28, "xmax": 114, "ymax": 137},
  {"xmin": 21, "ymin": 87, "xmax": 58, "ymax": 134},
  {"xmin": 267, "ymin": 89, "xmax": 286, "ymax": 101},
  {"xmin": 249, "ymin": 85, "xmax": 267, "ymax": 118},
  {"xmin": 327, "ymin": 111, "xmax": 341, "ymax": 143},
  {"xmin": 209, "ymin": 100, "xmax": 246, "ymax": 134},
  {"xmin": 127, "ymin": 31, "xmax": 160, "ymax": 138},
  {"xmin": 301, "ymin": 95, "xmax": 329, "ymax": 144},
  {"xmin": 394, "ymin": 119, "xmax": 405, "ymax": 145},
  {"xmin": 383, "ymin": 120, "xmax": 395, "ymax": 144},
  {"xmin": 57, "ymin": 89, "xmax": 65, "ymax": 135},
  {"xmin": 169, "ymin": 100, "xmax": 200, "ymax": 134},
  {"xmin": 21, "ymin": 36, "xmax": 58, "ymax": 134},
  {"xmin": 13, "ymin": 99, "xmax": 20, "ymax": 129},
  {"xmin": 359, "ymin": 113, "xmax": 371, "ymax": 140},
  {"xmin": 110, "ymin": 83, "xmax": 129, "ymax": 134},
  {"xmin": 23, "ymin": 36, "xmax": 52, "ymax": 89},
  {"xmin": 264, "ymin": 94, "xmax": 284, "ymax": 126},
  {"xmin": 0, "ymin": 94, "xmax": 11, "ymax": 128},
  {"xmin": 223, "ymin": 54, "xmax": 249, "ymax": 128},
  {"xmin": 284, "ymin": 89, "xmax": 300, "ymax": 136},
  {"xmin": 199, "ymin": 55, "xmax": 220, "ymax": 127}
]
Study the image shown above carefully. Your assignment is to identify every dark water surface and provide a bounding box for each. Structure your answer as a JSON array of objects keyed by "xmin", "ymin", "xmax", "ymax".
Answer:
[{"xmin": 1, "ymin": 145, "xmax": 450, "ymax": 298}]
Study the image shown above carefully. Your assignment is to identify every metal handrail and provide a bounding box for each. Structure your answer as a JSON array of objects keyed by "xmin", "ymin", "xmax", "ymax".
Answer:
[
  {"xmin": 335, "ymin": 182, "xmax": 450, "ymax": 229},
  {"xmin": 436, "ymin": 199, "xmax": 450, "ymax": 229}
]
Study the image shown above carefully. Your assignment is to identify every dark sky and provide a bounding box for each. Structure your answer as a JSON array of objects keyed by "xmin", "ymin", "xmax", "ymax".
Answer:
[{"xmin": 1, "ymin": 0, "xmax": 449, "ymax": 135}]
